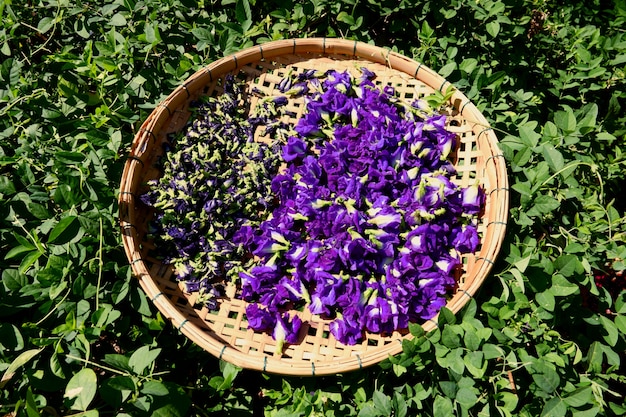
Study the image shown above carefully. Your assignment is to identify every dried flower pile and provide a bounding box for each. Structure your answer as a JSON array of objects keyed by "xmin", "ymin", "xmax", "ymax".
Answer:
[{"xmin": 142, "ymin": 68, "xmax": 484, "ymax": 350}]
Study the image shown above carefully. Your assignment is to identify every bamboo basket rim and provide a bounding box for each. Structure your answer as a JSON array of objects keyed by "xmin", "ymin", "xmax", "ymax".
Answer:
[{"xmin": 118, "ymin": 38, "xmax": 509, "ymax": 376}]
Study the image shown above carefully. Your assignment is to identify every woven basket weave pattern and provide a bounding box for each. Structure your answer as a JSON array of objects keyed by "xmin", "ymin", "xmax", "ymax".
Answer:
[{"xmin": 119, "ymin": 38, "xmax": 508, "ymax": 376}]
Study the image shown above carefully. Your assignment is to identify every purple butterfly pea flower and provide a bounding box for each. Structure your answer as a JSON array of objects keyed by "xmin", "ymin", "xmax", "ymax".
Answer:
[
  {"xmin": 276, "ymin": 275, "xmax": 310, "ymax": 304},
  {"xmin": 329, "ymin": 307, "xmax": 363, "ymax": 345},
  {"xmin": 461, "ymin": 183, "xmax": 485, "ymax": 215},
  {"xmin": 367, "ymin": 205, "xmax": 402, "ymax": 233},
  {"xmin": 341, "ymin": 237, "xmax": 378, "ymax": 273},
  {"xmin": 273, "ymin": 312, "xmax": 302, "ymax": 353},
  {"xmin": 406, "ymin": 223, "xmax": 446, "ymax": 254},
  {"xmin": 273, "ymin": 95, "xmax": 289, "ymax": 106},
  {"xmin": 450, "ymin": 224, "xmax": 480, "ymax": 253},
  {"xmin": 246, "ymin": 303, "xmax": 275, "ymax": 332},
  {"xmin": 282, "ymin": 136, "xmax": 308, "ymax": 162}
]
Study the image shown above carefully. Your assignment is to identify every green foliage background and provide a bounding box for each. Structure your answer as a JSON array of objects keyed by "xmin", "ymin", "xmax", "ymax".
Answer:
[{"xmin": 1, "ymin": 0, "xmax": 626, "ymax": 415}]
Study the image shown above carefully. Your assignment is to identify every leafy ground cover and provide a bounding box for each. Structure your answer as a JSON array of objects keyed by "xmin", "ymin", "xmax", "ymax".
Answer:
[{"xmin": 1, "ymin": 0, "xmax": 626, "ymax": 416}]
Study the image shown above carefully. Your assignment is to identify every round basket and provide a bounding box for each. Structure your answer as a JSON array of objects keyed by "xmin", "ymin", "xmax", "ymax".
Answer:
[{"xmin": 118, "ymin": 38, "xmax": 508, "ymax": 376}]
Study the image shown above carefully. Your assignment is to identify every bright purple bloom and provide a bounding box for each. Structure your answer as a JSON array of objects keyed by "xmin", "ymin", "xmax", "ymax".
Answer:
[
  {"xmin": 273, "ymin": 313, "xmax": 303, "ymax": 353},
  {"xmin": 329, "ymin": 310, "xmax": 363, "ymax": 345},
  {"xmin": 282, "ymin": 136, "xmax": 308, "ymax": 162},
  {"xmin": 461, "ymin": 183, "xmax": 485, "ymax": 215},
  {"xmin": 450, "ymin": 224, "xmax": 480, "ymax": 253},
  {"xmin": 246, "ymin": 304, "xmax": 275, "ymax": 332}
]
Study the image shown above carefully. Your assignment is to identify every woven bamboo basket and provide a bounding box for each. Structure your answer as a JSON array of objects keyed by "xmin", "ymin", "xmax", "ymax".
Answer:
[{"xmin": 119, "ymin": 38, "xmax": 509, "ymax": 376}]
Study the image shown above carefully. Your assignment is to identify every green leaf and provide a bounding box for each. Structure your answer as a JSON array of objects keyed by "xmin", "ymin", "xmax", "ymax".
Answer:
[
  {"xmin": 129, "ymin": 346, "xmax": 161, "ymax": 375},
  {"xmin": 0, "ymin": 175, "xmax": 16, "ymax": 195},
  {"xmin": 554, "ymin": 107, "xmax": 577, "ymax": 133},
  {"xmin": 100, "ymin": 375, "xmax": 135, "ymax": 408},
  {"xmin": 235, "ymin": 0, "xmax": 252, "ymax": 29},
  {"xmin": 49, "ymin": 280, "xmax": 68, "ymax": 300},
  {"xmin": 337, "ymin": 11, "xmax": 355, "ymax": 25},
  {"xmin": 599, "ymin": 315, "xmax": 619, "ymax": 347},
  {"xmin": 456, "ymin": 387, "xmax": 478, "ymax": 408},
  {"xmin": 433, "ymin": 395, "xmax": 454, "ymax": 417},
  {"xmin": 191, "ymin": 27, "xmax": 213, "ymax": 41},
  {"xmin": 571, "ymin": 408, "xmax": 601, "ymax": 417},
  {"xmin": 486, "ymin": 21, "xmax": 500, "ymax": 37},
  {"xmin": 50, "ymin": 351, "xmax": 65, "ymax": 379},
  {"xmin": 65, "ymin": 368, "xmax": 98, "ymax": 411},
  {"xmin": 536, "ymin": 290, "xmax": 555, "ymax": 311},
  {"xmin": 614, "ymin": 314, "xmax": 626, "ymax": 335},
  {"xmin": 102, "ymin": 354, "xmax": 132, "ymax": 373},
  {"xmin": 482, "ymin": 343, "xmax": 506, "ymax": 360},
  {"xmin": 554, "ymin": 254, "xmax": 583, "ymax": 277},
  {"xmin": 55, "ymin": 151, "xmax": 85, "ymax": 164},
  {"xmin": 144, "ymin": 22, "xmax": 161, "ymax": 45},
  {"xmin": 519, "ymin": 125, "xmax": 541, "ymax": 147},
  {"xmin": 541, "ymin": 397, "xmax": 566, "ymax": 417},
  {"xmin": 586, "ymin": 341, "xmax": 604, "ymax": 373},
  {"xmin": 357, "ymin": 405, "xmax": 378, "ymax": 417},
  {"xmin": 392, "ymin": 391, "xmax": 408, "ymax": 417},
  {"xmin": 614, "ymin": 292, "xmax": 626, "ymax": 314},
  {"xmin": 420, "ymin": 20, "xmax": 434, "ymax": 38},
  {"xmin": 109, "ymin": 12, "xmax": 127, "ymax": 26},
  {"xmin": 48, "ymin": 215, "xmax": 79, "ymax": 244},
  {"xmin": 409, "ymin": 322, "xmax": 425, "ymax": 337},
  {"xmin": 25, "ymin": 387, "xmax": 40, "ymax": 417},
  {"xmin": 576, "ymin": 104, "xmax": 598, "ymax": 131},
  {"xmin": 529, "ymin": 195, "xmax": 560, "ymax": 216},
  {"xmin": 438, "ymin": 62, "xmax": 457, "ymax": 78},
  {"xmin": 37, "ymin": 17, "xmax": 55, "ymax": 34},
  {"xmin": 551, "ymin": 274, "xmax": 579, "ymax": 296},
  {"xmin": 531, "ymin": 361, "xmax": 560, "ymax": 393},
  {"xmin": 0, "ymin": 323, "xmax": 24, "ymax": 351},
  {"xmin": 464, "ymin": 351, "xmax": 487, "ymax": 378},
  {"xmin": 27, "ymin": 202, "xmax": 51, "ymax": 220},
  {"xmin": 438, "ymin": 307, "xmax": 456, "ymax": 325},
  {"xmin": 65, "ymin": 411, "xmax": 98, "ymax": 417},
  {"xmin": 563, "ymin": 386, "xmax": 593, "ymax": 407},
  {"xmin": 141, "ymin": 380, "xmax": 169, "ymax": 396},
  {"xmin": 373, "ymin": 390, "xmax": 392, "ymax": 415},
  {"xmin": 441, "ymin": 325, "xmax": 462, "ymax": 348},
  {"xmin": 0, "ymin": 348, "xmax": 44, "ymax": 389},
  {"xmin": 459, "ymin": 58, "xmax": 478, "ymax": 75},
  {"xmin": 541, "ymin": 144, "xmax": 565, "ymax": 174},
  {"xmin": 214, "ymin": 360, "xmax": 240, "ymax": 391},
  {"xmin": 4, "ymin": 245, "xmax": 35, "ymax": 260},
  {"xmin": 463, "ymin": 327, "xmax": 481, "ymax": 351},
  {"xmin": 436, "ymin": 347, "xmax": 465, "ymax": 375},
  {"xmin": 2, "ymin": 269, "xmax": 26, "ymax": 290},
  {"xmin": 19, "ymin": 250, "xmax": 44, "ymax": 274}
]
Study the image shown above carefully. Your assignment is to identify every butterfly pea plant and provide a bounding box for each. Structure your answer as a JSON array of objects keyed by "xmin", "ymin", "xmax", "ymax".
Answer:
[{"xmin": 1, "ymin": 0, "xmax": 626, "ymax": 416}]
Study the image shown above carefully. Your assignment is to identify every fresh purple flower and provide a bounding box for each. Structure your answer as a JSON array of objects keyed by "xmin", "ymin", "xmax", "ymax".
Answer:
[
  {"xmin": 367, "ymin": 205, "xmax": 402, "ymax": 232},
  {"xmin": 246, "ymin": 303, "xmax": 275, "ymax": 331},
  {"xmin": 273, "ymin": 312, "xmax": 302, "ymax": 353},
  {"xmin": 450, "ymin": 224, "xmax": 480, "ymax": 253},
  {"xmin": 329, "ymin": 309, "xmax": 363, "ymax": 345},
  {"xmin": 461, "ymin": 183, "xmax": 485, "ymax": 215},
  {"xmin": 364, "ymin": 296, "xmax": 398, "ymax": 333},
  {"xmin": 406, "ymin": 223, "xmax": 447, "ymax": 254},
  {"xmin": 276, "ymin": 275, "xmax": 310, "ymax": 304},
  {"xmin": 282, "ymin": 136, "xmax": 308, "ymax": 162}
]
